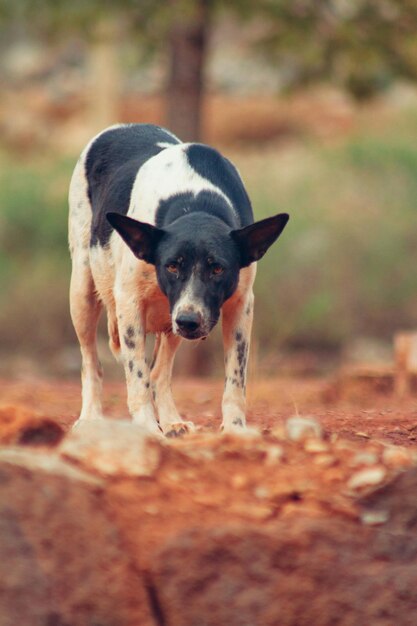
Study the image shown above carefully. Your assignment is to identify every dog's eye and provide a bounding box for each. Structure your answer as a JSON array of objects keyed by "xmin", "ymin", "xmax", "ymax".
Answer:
[
  {"xmin": 166, "ymin": 263, "xmax": 179, "ymax": 274},
  {"xmin": 211, "ymin": 264, "xmax": 224, "ymax": 276}
]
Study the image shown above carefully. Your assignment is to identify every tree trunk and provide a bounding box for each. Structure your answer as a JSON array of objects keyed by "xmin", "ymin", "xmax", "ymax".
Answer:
[
  {"xmin": 166, "ymin": 0, "xmax": 210, "ymax": 142},
  {"xmin": 88, "ymin": 20, "xmax": 121, "ymax": 134}
]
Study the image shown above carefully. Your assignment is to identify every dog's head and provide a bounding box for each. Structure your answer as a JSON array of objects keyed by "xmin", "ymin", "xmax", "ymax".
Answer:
[{"xmin": 107, "ymin": 211, "xmax": 289, "ymax": 340}]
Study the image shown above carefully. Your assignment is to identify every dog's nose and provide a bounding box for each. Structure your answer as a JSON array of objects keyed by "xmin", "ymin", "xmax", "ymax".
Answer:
[{"xmin": 176, "ymin": 311, "xmax": 202, "ymax": 334}]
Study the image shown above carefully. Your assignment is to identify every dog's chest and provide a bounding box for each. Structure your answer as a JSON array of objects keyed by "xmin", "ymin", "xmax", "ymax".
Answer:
[{"xmin": 137, "ymin": 266, "xmax": 171, "ymax": 333}]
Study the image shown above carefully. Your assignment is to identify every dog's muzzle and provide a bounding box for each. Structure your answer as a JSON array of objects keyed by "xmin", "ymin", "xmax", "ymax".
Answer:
[{"xmin": 174, "ymin": 311, "xmax": 206, "ymax": 340}]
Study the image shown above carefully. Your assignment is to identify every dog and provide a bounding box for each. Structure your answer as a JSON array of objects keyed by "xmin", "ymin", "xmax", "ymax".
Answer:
[{"xmin": 69, "ymin": 123, "xmax": 289, "ymax": 436}]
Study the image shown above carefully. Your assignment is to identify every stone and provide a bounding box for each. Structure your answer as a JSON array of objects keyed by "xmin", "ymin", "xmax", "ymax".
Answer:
[
  {"xmin": 270, "ymin": 423, "xmax": 286, "ymax": 439},
  {"xmin": 382, "ymin": 446, "xmax": 414, "ymax": 468},
  {"xmin": 0, "ymin": 405, "xmax": 64, "ymax": 446},
  {"xmin": 0, "ymin": 447, "xmax": 102, "ymax": 484},
  {"xmin": 313, "ymin": 453, "xmax": 337, "ymax": 467},
  {"xmin": 230, "ymin": 473, "xmax": 248, "ymax": 489},
  {"xmin": 264, "ymin": 444, "xmax": 284, "ymax": 465},
  {"xmin": 60, "ymin": 418, "xmax": 161, "ymax": 477},
  {"xmin": 347, "ymin": 466, "xmax": 386, "ymax": 491},
  {"xmin": 0, "ymin": 448, "xmax": 154, "ymax": 626},
  {"xmin": 285, "ymin": 416, "xmax": 323, "ymax": 442},
  {"xmin": 359, "ymin": 466, "xmax": 417, "ymax": 533},
  {"xmin": 149, "ymin": 516, "xmax": 417, "ymax": 626},
  {"xmin": 360, "ymin": 510, "xmax": 389, "ymax": 526},
  {"xmin": 303, "ymin": 439, "xmax": 329, "ymax": 453},
  {"xmin": 350, "ymin": 451, "xmax": 379, "ymax": 467}
]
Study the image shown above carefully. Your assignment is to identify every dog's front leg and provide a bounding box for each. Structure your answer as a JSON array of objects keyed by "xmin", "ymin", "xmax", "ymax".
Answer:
[
  {"xmin": 115, "ymin": 279, "xmax": 161, "ymax": 436},
  {"xmin": 221, "ymin": 269, "xmax": 255, "ymax": 432},
  {"xmin": 150, "ymin": 332, "xmax": 195, "ymax": 437}
]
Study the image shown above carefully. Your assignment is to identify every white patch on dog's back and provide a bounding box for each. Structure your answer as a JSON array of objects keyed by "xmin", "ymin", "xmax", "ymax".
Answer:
[{"xmin": 128, "ymin": 144, "xmax": 235, "ymax": 224}]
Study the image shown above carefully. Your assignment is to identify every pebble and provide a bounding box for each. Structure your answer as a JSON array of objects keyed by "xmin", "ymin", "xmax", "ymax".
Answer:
[
  {"xmin": 347, "ymin": 466, "xmax": 386, "ymax": 491},
  {"xmin": 313, "ymin": 454, "xmax": 337, "ymax": 467},
  {"xmin": 334, "ymin": 440, "xmax": 357, "ymax": 451},
  {"xmin": 285, "ymin": 416, "xmax": 323, "ymax": 442},
  {"xmin": 355, "ymin": 432, "xmax": 370, "ymax": 439},
  {"xmin": 350, "ymin": 452, "xmax": 379, "ymax": 467},
  {"xmin": 231, "ymin": 474, "xmax": 248, "ymax": 489},
  {"xmin": 361, "ymin": 510, "xmax": 389, "ymax": 526},
  {"xmin": 228, "ymin": 502, "xmax": 273, "ymax": 520},
  {"xmin": 382, "ymin": 447, "xmax": 413, "ymax": 468},
  {"xmin": 254, "ymin": 486, "xmax": 270, "ymax": 499},
  {"xmin": 304, "ymin": 439, "xmax": 329, "ymax": 453},
  {"xmin": 265, "ymin": 445, "xmax": 284, "ymax": 465},
  {"xmin": 270, "ymin": 425, "xmax": 286, "ymax": 440}
]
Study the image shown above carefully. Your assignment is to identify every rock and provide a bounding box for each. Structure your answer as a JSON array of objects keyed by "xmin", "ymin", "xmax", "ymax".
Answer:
[
  {"xmin": 347, "ymin": 466, "xmax": 386, "ymax": 491},
  {"xmin": 285, "ymin": 416, "xmax": 323, "ymax": 442},
  {"xmin": 350, "ymin": 451, "xmax": 379, "ymax": 467},
  {"xmin": 382, "ymin": 446, "xmax": 414, "ymax": 468},
  {"xmin": 359, "ymin": 466, "xmax": 417, "ymax": 534},
  {"xmin": 0, "ymin": 447, "xmax": 102, "ymax": 483},
  {"xmin": 230, "ymin": 473, "xmax": 248, "ymax": 488},
  {"xmin": 60, "ymin": 418, "xmax": 161, "ymax": 477},
  {"xmin": 360, "ymin": 510, "xmax": 389, "ymax": 526},
  {"xmin": 313, "ymin": 453, "xmax": 337, "ymax": 467},
  {"xmin": 264, "ymin": 444, "xmax": 284, "ymax": 465},
  {"xmin": 304, "ymin": 439, "xmax": 329, "ymax": 453},
  {"xmin": 0, "ymin": 405, "xmax": 64, "ymax": 446},
  {"xmin": 0, "ymin": 448, "xmax": 153, "ymax": 626},
  {"xmin": 270, "ymin": 423, "xmax": 286, "ymax": 439},
  {"xmin": 149, "ymin": 517, "xmax": 417, "ymax": 626}
]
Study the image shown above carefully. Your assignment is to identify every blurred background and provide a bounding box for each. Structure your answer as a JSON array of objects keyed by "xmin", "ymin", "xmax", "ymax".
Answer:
[{"xmin": 1, "ymin": 0, "xmax": 417, "ymax": 380}]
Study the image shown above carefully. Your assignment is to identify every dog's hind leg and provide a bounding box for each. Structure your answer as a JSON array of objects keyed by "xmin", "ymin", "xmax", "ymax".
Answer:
[
  {"xmin": 150, "ymin": 332, "xmax": 194, "ymax": 438},
  {"xmin": 107, "ymin": 306, "xmax": 121, "ymax": 361},
  {"xmin": 70, "ymin": 254, "xmax": 104, "ymax": 423},
  {"xmin": 221, "ymin": 265, "xmax": 256, "ymax": 432}
]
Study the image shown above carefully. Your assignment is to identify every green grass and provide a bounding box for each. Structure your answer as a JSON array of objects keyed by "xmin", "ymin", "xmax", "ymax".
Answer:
[
  {"xmin": 0, "ymin": 155, "xmax": 74, "ymax": 352},
  {"xmin": 1, "ymin": 113, "xmax": 417, "ymax": 368},
  {"xmin": 234, "ymin": 129, "xmax": 417, "ymax": 352}
]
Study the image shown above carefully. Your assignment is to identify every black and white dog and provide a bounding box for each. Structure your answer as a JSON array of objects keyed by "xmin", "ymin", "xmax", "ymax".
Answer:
[{"xmin": 69, "ymin": 124, "xmax": 289, "ymax": 436}]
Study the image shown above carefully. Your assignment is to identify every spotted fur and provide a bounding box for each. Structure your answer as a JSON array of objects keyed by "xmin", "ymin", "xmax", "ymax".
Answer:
[{"xmin": 69, "ymin": 123, "xmax": 289, "ymax": 435}]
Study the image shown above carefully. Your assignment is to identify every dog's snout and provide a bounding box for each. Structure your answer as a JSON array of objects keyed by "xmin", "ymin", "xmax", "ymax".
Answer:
[{"xmin": 176, "ymin": 311, "xmax": 202, "ymax": 334}]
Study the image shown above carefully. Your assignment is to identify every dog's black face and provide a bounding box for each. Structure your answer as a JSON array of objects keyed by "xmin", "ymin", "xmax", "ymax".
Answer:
[
  {"xmin": 107, "ymin": 211, "xmax": 289, "ymax": 340},
  {"xmin": 155, "ymin": 215, "xmax": 241, "ymax": 339}
]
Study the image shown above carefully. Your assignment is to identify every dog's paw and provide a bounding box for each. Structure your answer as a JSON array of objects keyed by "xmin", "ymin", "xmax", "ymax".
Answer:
[
  {"xmin": 72, "ymin": 415, "xmax": 105, "ymax": 429},
  {"xmin": 163, "ymin": 421, "xmax": 195, "ymax": 438},
  {"xmin": 220, "ymin": 417, "xmax": 247, "ymax": 433}
]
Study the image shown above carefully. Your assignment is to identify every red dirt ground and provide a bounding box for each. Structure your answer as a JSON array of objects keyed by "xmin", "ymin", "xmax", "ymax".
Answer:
[
  {"xmin": 2, "ymin": 373, "xmax": 417, "ymax": 625},
  {"xmin": 1, "ymin": 374, "xmax": 417, "ymax": 448}
]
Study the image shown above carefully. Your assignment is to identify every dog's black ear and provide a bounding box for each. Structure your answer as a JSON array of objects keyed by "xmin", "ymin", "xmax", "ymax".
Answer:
[
  {"xmin": 231, "ymin": 213, "xmax": 289, "ymax": 267},
  {"xmin": 106, "ymin": 213, "xmax": 164, "ymax": 264}
]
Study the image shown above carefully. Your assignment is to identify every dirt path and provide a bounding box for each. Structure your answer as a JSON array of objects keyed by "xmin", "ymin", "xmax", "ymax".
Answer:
[
  {"xmin": 2, "ymin": 374, "xmax": 417, "ymax": 625},
  {"xmin": 1, "ymin": 375, "xmax": 417, "ymax": 448}
]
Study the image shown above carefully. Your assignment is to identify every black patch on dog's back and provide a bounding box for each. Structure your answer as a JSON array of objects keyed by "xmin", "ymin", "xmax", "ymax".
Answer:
[
  {"xmin": 86, "ymin": 124, "xmax": 180, "ymax": 246},
  {"xmin": 186, "ymin": 144, "xmax": 253, "ymax": 227}
]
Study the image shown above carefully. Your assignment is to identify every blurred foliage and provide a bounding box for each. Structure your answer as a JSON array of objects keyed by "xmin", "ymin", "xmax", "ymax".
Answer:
[
  {"xmin": 1, "ymin": 109, "xmax": 417, "ymax": 364},
  {"xmin": 0, "ymin": 156, "xmax": 73, "ymax": 355},
  {"xmin": 242, "ymin": 119, "xmax": 417, "ymax": 350},
  {"xmin": 2, "ymin": 0, "xmax": 417, "ymax": 100},
  {"xmin": 255, "ymin": 0, "xmax": 417, "ymax": 100},
  {"xmin": 0, "ymin": 0, "xmax": 200, "ymax": 45}
]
